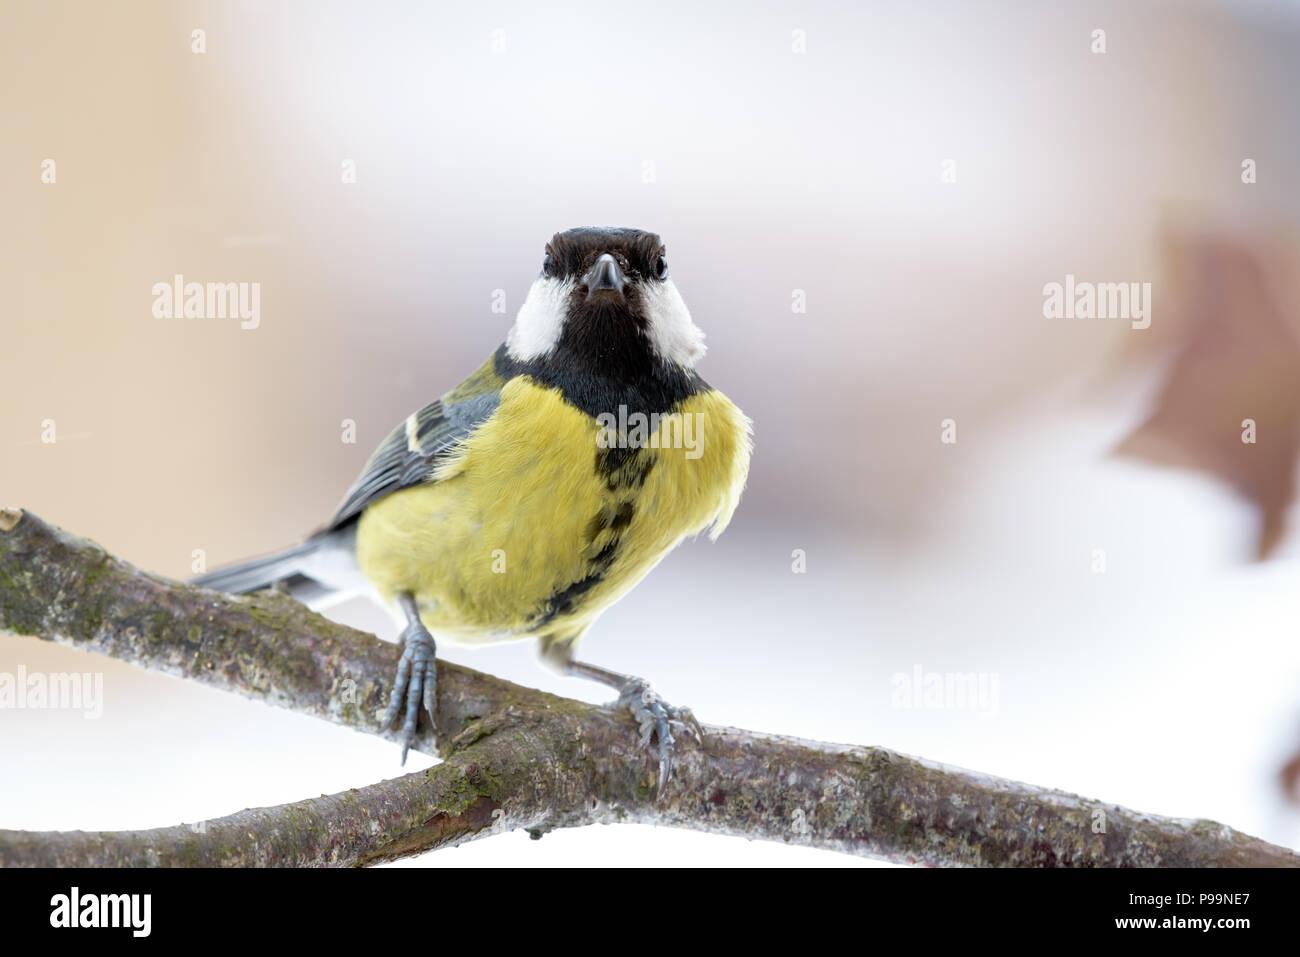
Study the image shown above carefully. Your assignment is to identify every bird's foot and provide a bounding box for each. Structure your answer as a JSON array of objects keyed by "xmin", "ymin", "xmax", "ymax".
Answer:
[
  {"xmin": 380, "ymin": 621, "xmax": 437, "ymax": 764},
  {"xmin": 616, "ymin": 677, "xmax": 703, "ymax": 798}
]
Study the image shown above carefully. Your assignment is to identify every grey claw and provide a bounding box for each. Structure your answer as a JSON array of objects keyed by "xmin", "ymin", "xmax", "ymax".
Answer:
[
  {"xmin": 676, "ymin": 707, "xmax": 704, "ymax": 742},
  {"xmin": 382, "ymin": 627, "xmax": 437, "ymax": 762},
  {"xmin": 381, "ymin": 652, "xmax": 413, "ymax": 730},
  {"xmin": 616, "ymin": 677, "xmax": 701, "ymax": 798}
]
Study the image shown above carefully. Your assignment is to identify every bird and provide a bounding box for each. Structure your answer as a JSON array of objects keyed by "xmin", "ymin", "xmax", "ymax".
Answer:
[{"xmin": 192, "ymin": 226, "xmax": 752, "ymax": 794}]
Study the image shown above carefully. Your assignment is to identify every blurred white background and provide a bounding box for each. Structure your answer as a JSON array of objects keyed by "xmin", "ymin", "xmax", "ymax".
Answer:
[{"xmin": 4, "ymin": 0, "xmax": 1300, "ymax": 865}]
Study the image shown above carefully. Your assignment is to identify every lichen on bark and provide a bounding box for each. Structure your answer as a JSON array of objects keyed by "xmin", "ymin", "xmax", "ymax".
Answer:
[{"xmin": 0, "ymin": 508, "xmax": 1296, "ymax": 867}]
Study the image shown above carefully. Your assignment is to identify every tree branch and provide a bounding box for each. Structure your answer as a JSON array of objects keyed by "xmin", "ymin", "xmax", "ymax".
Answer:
[{"xmin": 0, "ymin": 507, "xmax": 1295, "ymax": 867}]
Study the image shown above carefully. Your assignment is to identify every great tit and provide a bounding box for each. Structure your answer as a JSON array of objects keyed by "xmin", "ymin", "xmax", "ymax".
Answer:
[{"xmin": 192, "ymin": 226, "xmax": 752, "ymax": 793}]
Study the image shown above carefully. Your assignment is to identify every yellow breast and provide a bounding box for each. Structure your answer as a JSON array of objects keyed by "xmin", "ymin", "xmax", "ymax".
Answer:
[{"xmin": 355, "ymin": 376, "xmax": 751, "ymax": 649}]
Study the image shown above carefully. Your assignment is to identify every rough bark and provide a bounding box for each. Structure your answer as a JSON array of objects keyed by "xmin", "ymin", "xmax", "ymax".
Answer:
[{"xmin": 0, "ymin": 507, "xmax": 1295, "ymax": 867}]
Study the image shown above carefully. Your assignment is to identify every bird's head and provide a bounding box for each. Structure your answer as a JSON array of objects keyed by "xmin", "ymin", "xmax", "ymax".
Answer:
[{"xmin": 506, "ymin": 227, "xmax": 706, "ymax": 374}]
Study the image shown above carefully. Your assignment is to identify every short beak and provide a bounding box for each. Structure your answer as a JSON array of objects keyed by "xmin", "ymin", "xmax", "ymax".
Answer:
[{"xmin": 583, "ymin": 253, "xmax": 625, "ymax": 297}]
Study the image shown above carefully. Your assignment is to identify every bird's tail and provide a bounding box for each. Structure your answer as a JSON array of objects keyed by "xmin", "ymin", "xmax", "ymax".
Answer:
[
  {"xmin": 191, "ymin": 526, "xmax": 364, "ymax": 611},
  {"xmin": 190, "ymin": 540, "xmax": 323, "ymax": 595}
]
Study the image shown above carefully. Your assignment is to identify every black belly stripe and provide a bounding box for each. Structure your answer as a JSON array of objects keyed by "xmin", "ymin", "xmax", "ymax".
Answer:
[
  {"xmin": 530, "ymin": 445, "xmax": 654, "ymax": 628},
  {"xmin": 496, "ymin": 330, "xmax": 696, "ymax": 630},
  {"xmin": 531, "ymin": 534, "xmax": 621, "ymax": 627}
]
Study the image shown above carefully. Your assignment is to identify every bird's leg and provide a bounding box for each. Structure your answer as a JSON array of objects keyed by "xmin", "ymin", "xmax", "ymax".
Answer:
[
  {"xmin": 380, "ymin": 592, "xmax": 437, "ymax": 763},
  {"xmin": 566, "ymin": 659, "xmax": 704, "ymax": 799}
]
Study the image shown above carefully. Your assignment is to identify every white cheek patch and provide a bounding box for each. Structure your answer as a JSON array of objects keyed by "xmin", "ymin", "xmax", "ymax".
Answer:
[
  {"xmin": 507, "ymin": 277, "xmax": 573, "ymax": 360},
  {"xmin": 640, "ymin": 279, "xmax": 706, "ymax": 367}
]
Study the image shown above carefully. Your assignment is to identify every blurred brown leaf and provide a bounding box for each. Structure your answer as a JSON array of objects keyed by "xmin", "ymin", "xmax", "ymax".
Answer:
[
  {"xmin": 1281, "ymin": 748, "xmax": 1300, "ymax": 806},
  {"xmin": 1115, "ymin": 235, "xmax": 1300, "ymax": 558}
]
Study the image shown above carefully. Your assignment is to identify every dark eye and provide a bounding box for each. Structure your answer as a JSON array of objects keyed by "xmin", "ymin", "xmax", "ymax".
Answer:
[
  {"xmin": 654, "ymin": 253, "xmax": 668, "ymax": 279},
  {"xmin": 542, "ymin": 249, "xmax": 555, "ymax": 277}
]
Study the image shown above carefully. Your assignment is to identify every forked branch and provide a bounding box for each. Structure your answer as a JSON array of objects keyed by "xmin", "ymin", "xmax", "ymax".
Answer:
[{"xmin": 0, "ymin": 508, "xmax": 1294, "ymax": 867}]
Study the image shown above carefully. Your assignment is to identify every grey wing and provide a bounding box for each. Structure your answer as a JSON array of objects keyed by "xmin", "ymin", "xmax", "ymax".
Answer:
[{"xmin": 326, "ymin": 388, "xmax": 502, "ymax": 530}]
